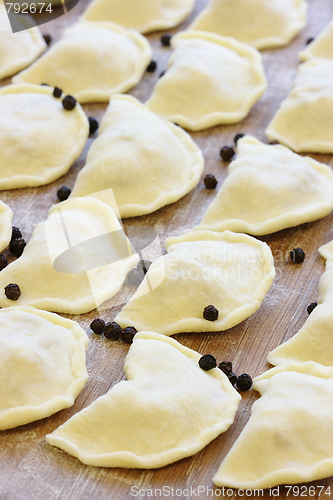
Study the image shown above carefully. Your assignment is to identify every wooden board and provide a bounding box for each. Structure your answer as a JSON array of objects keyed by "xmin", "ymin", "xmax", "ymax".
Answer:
[{"xmin": 1, "ymin": 0, "xmax": 333, "ymax": 498}]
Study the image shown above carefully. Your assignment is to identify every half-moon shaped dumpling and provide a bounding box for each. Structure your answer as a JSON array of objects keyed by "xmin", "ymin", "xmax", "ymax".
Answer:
[
  {"xmin": 0, "ymin": 2, "xmax": 46, "ymax": 80},
  {"xmin": 0, "ymin": 200, "xmax": 13, "ymax": 252},
  {"xmin": 115, "ymin": 230, "xmax": 275, "ymax": 335},
  {"xmin": 196, "ymin": 136, "xmax": 333, "ymax": 236},
  {"xmin": 189, "ymin": 0, "xmax": 307, "ymax": 50},
  {"xmin": 0, "ymin": 197, "xmax": 138, "ymax": 314},
  {"xmin": 70, "ymin": 94, "xmax": 204, "ymax": 218},
  {"xmin": 214, "ymin": 362, "xmax": 333, "ymax": 489},
  {"xmin": 0, "ymin": 83, "xmax": 89, "ymax": 190},
  {"xmin": 299, "ymin": 17, "xmax": 333, "ymax": 61},
  {"xmin": 81, "ymin": 0, "xmax": 196, "ymax": 34},
  {"xmin": 266, "ymin": 59, "xmax": 333, "ymax": 153},
  {"xmin": 0, "ymin": 306, "xmax": 88, "ymax": 430},
  {"xmin": 13, "ymin": 21, "xmax": 152, "ymax": 103},
  {"xmin": 145, "ymin": 31, "xmax": 267, "ymax": 131},
  {"xmin": 46, "ymin": 331, "xmax": 241, "ymax": 468}
]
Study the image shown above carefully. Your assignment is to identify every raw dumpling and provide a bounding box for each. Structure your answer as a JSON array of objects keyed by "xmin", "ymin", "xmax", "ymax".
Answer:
[
  {"xmin": 0, "ymin": 197, "xmax": 138, "ymax": 314},
  {"xmin": 70, "ymin": 94, "xmax": 204, "ymax": 218},
  {"xmin": 0, "ymin": 200, "xmax": 13, "ymax": 252},
  {"xmin": 145, "ymin": 31, "xmax": 267, "ymax": 131},
  {"xmin": 13, "ymin": 21, "xmax": 152, "ymax": 103},
  {"xmin": 189, "ymin": 0, "xmax": 307, "ymax": 50},
  {"xmin": 214, "ymin": 362, "xmax": 333, "ymax": 489},
  {"xmin": 0, "ymin": 306, "xmax": 88, "ymax": 430},
  {"xmin": 196, "ymin": 136, "xmax": 333, "ymax": 236},
  {"xmin": 0, "ymin": 83, "xmax": 89, "ymax": 190},
  {"xmin": 81, "ymin": 0, "xmax": 195, "ymax": 34},
  {"xmin": 266, "ymin": 59, "xmax": 333, "ymax": 153},
  {"xmin": 115, "ymin": 230, "xmax": 275, "ymax": 335},
  {"xmin": 46, "ymin": 331, "xmax": 241, "ymax": 468},
  {"xmin": 299, "ymin": 17, "xmax": 333, "ymax": 61},
  {"xmin": 0, "ymin": 2, "xmax": 46, "ymax": 80}
]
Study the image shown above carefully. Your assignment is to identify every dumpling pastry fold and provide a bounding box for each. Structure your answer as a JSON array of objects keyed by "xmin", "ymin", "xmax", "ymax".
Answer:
[
  {"xmin": 299, "ymin": 17, "xmax": 333, "ymax": 61},
  {"xmin": 13, "ymin": 21, "xmax": 152, "ymax": 103},
  {"xmin": 115, "ymin": 230, "xmax": 275, "ymax": 335},
  {"xmin": 266, "ymin": 59, "xmax": 333, "ymax": 153},
  {"xmin": 0, "ymin": 83, "xmax": 89, "ymax": 190},
  {"xmin": 0, "ymin": 198, "xmax": 138, "ymax": 314},
  {"xmin": 145, "ymin": 31, "xmax": 267, "ymax": 131},
  {"xmin": 81, "ymin": 0, "xmax": 195, "ymax": 34},
  {"xmin": 70, "ymin": 94, "xmax": 204, "ymax": 218},
  {"xmin": 0, "ymin": 2, "xmax": 46, "ymax": 80},
  {"xmin": 46, "ymin": 331, "xmax": 241, "ymax": 468},
  {"xmin": 214, "ymin": 362, "xmax": 333, "ymax": 489},
  {"xmin": 0, "ymin": 200, "xmax": 13, "ymax": 252},
  {"xmin": 189, "ymin": 0, "xmax": 307, "ymax": 50},
  {"xmin": 0, "ymin": 306, "xmax": 88, "ymax": 430},
  {"xmin": 196, "ymin": 136, "xmax": 333, "ymax": 236}
]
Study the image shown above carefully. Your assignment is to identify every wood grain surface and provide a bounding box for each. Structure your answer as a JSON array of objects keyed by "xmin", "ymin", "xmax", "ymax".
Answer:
[{"xmin": 1, "ymin": 0, "xmax": 333, "ymax": 499}]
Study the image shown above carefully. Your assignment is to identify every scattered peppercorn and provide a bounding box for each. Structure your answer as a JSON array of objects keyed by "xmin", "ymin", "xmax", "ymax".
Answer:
[
  {"xmin": 57, "ymin": 185, "xmax": 71, "ymax": 201},
  {"xmin": 0, "ymin": 255, "xmax": 8, "ymax": 271},
  {"xmin": 62, "ymin": 95, "xmax": 76, "ymax": 111},
  {"xmin": 104, "ymin": 321, "xmax": 122, "ymax": 340},
  {"xmin": 121, "ymin": 326, "xmax": 137, "ymax": 344},
  {"xmin": 53, "ymin": 87, "xmax": 62, "ymax": 98},
  {"xmin": 228, "ymin": 372, "xmax": 237, "ymax": 385},
  {"xmin": 199, "ymin": 354, "xmax": 217, "ymax": 371},
  {"xmin": 88, "ymin": 117, "xmax": 99, "ymax": 135},
  {"xmin": 11, "ymin": 226, "xmax": 22, "ymax": 242},
  {"xmin": 307, "ymin": 302, "xmax": 318, "ymax": 315},
  {"xmin": 161, "ymin": 34, "xmax": 171, "ymax": 46},
  {"xmin": 218, "ymin": 361, "xmax": 232, "ymax": 375},
  {"xmin": 236, "ymin": 373, "xmax": 253, "ymax": 391},
  {"xmin": 306, "ymin": 37, "xmax": 314, "ymax": 45},
  {"xmin": 43, "ymin": 34, "xmax": 52, "ymax": 45},
  {"xmin": 290, "ymin": 247, "xmax": 305, "ymax": 264},
  {"xmin": 137, "ymin": 260, "xmax": 151, "ymax": 274},
  {"xmin": 127, "ymin": 268, "xmax": 145, "ymax": 286},
  {"xmin": 9, "ymin": 238, "xmax": 26, "ymax": 257},
  {"xmin": 146, "ymin": 60, "xmax": 157, "ymax": 72},
  {"xmin": 234, "ymin": 133, "xmax": 245, "ymax": 144},
  {"xmin": 90, "ymin": 318, "xmax": 105, "ymax": 335},
  {"xmin": 159, "ymin": 70, "xmax": 166, "ymax": 78},
  {"xmin": 220, "ymin": 146, "xmax": 235, "ymax": 161},
  {"xmin": 4, "ymin": 283, "xmax": 21, "ymax": 300},
  {"xmin": 204, "ymin": 174, "xmax": 217, "ymax": 190},
  {"xmin": 203, "ymin": 304, "xmax": 219, "ymax": 321}
]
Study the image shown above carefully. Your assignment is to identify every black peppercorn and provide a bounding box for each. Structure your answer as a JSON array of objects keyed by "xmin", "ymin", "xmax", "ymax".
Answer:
[
  {"xmin": 88, "ymin": 117, "xmax": 99, "ymax": 135},
  {"xmin": 9, "ymin": 238, "xmax": 26, "ymax": 257},
  {"xmin": 236, "ymin": 373, "xmax": 252, "ymax": 391},
  {"xmin": 137, "ymin": 260, "xmax": 151, "ymax": 274},
  {"xmin": 199, "ymin": 354, "xmax": 217, "ymax": 371},
  {"xmin": 121, "ymin": 326, "xmax": 137, "ymax": 344},
  {"xmin": 220, "ymin": 146, "xmax": 235, "ymax": 161},
  {"xmin": 43, "ymin": 34, "xmax": 52, "ymax": 45},
  {"xmin": 307, "ymin": 302, "xmax": 317, "ymax": 315},
  {"xmin": 0, "ymin": 254, "xmax": 8, "ymax": 271},
  {"xmin": 203, "ymin": 304, "xmax": 219, "ymax": 321},
  {"xmin": 53, "ymin": 87, "xmax": 62, "ymax": 98},
  {"xmin": 161, "ymin": 34, "xmax": 171, "ymax": 46},
  {"xmin": 146, "ymin": 60, "xmax": 157, "ymax": 72},
  {"xmin": 5, "ymin": 283, "xmax": 21, "ymax": 300},
  {"xmin": 306, "ymin": 37, "xmax": 314, "ymax": 45},
  {"xmin": 11, "ymin": 226, "xmax": 22, "ymax": 242},
  {"xmin": 57, "ymin": 186, "xmax": 71, "ymax": 201},
  {"xmin": 90, "ymin": 318, "xmax": 105, "ymax": 335},
  {"xmin": 234, "ymin": 133, "xmax": 245, "ymax": 144},
  {"xmin": 62, "ymin": 95, "xmax": 76, "ymax": 111},
  {"xmin": 204, "ymin": 174, "xmax": 217, "ymax": 190},
  {"xmin": 104, "ymin": 321, "xmax": 122, "ymax": 340},
  {"xmin": 290, "ymin": 247, "xmax": 305, "ymax": 264},
  {"xmin": 228, "ymin": 372, "xmax": 237, "ymax": 385},
  {"xmin": 218, "ymin": 361, "xmax": 233, "ymax": 375},
  {"xmin": 127, "ymin": 268, "xmax": 145, "ymax": 286},
  {"xmin": 159, "ymin": 70, "xmax": 166, "ymax": 78}
]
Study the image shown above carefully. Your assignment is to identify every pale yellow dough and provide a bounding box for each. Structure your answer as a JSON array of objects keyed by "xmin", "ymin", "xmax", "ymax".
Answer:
[
  {"xmin": 13, "ymin": 21, "xmax": 152, "ymax": 103},
  {"xmin": 299, "ymin": 17, "xmax": 333, "ymax": 61},
  {"xmin": 115, "ymin": 230, "xmax": 275, "ymax": 335},
  {"xmin": 0, "ymin": 306, "xmax": 88, "ymax": 430},
  {"xmin": 189, "ymin": 0, "xmax": 307, "ymax": 50},
  {"xmin": 81, "ymin": 0, "xmax": 195, "ymax": 34},
  {"xmin": 196, "ymin": 136, "xmax": 333, "ymax": 236},
  {"xmin": 214, "ymin": 362, "xmax": 333, "ymax": 489},
  {"xmin": 145, "ymin": 31, "xmax": 267, "ymax": 131},
  {"xmin": 70, "ymin": 94, "xmax": 204, "ymax": 218},
  {"xmin": 0, "ymin": 83, "xmax": 89, "ymax": 190},
  {"xmin": 46, "ymin": 331, "xmax": 240, "ymax": 468},
  {"xmin": 0, "ymin": 198, "xmax": 138, "ymax": 314},
  {"xmin": 0, "ymin": 1, "xmax": 46, "ymax": 80},
  {"xmin": 0, "ymin": 200, "xmax": 13, "ymax": 252},
  {"xmin": 266, "ymin": 59, "xmax": 333, "ymax": 153}
]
